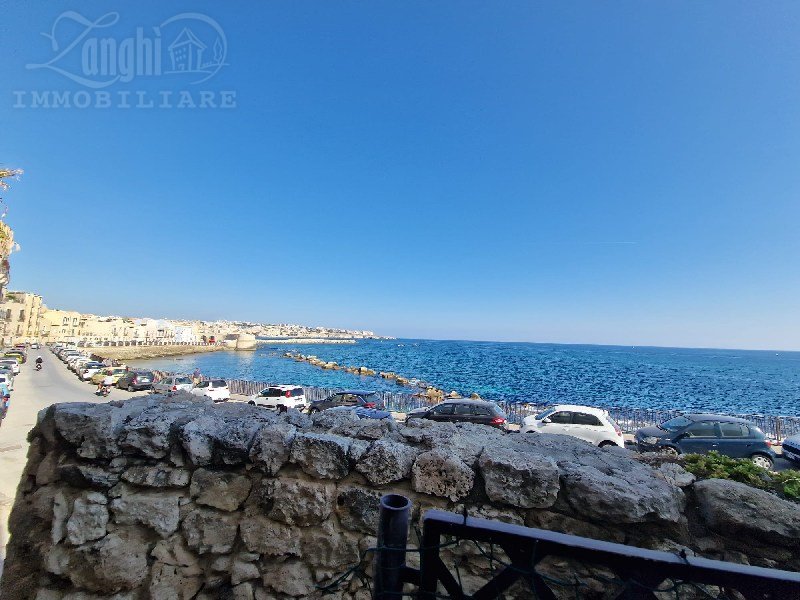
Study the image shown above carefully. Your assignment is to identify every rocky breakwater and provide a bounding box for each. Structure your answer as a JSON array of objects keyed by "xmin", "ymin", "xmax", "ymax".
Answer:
[{"xmin": 3, "ymin": 396, "xmax": 800, "ymax": 599}]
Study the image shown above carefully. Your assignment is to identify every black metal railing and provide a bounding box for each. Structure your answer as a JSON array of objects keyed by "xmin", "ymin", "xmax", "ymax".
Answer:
[{"xmin": 368, "ymin": 496, "xmax": 800, "ymax": 599}]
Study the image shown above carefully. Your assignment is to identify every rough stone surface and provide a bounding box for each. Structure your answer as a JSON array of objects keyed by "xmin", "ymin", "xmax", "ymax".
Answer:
[
  {"xmin": 478, "ymin": 446, "xmax": 559, "ymax": 508},
  {"xmin": 335, "ymin": 486, "xmax": 384, "ymax": 534},
  {"xmin": 694, "ymin": 479, "xmax": 800, "ymax": 547},
  {"xmin": 190, "ymin": 468, "xmax": 251, "ymax": 511},
  {"xmin": 249, "ymin": 423, "xmax": 295, "ymax": 475},
  {"xmin": 355, "ymin": 439, "xmax": 419, "ymax": 485},
  {"xmin": 290, "ymin": 432, "xmax": 351, "ymax": 479},
  {"xmin": 121, "ymin": 464, "xmax": 191, "ymax": 488},
  {"xmin": 260, "ymin": 478, "xmax": 334, "ymax": 526},
  {"xmin": 65, "ymin": 491, "xmax": 108, "ymax": 545},
  {"xmin": 5, "ymin": 396, "xmax": 797, "ymax": 600},
  {"xmin": 181, "ymin": 507, "xmax": 239, "ymax": 553},
  {"xmin": 412, "ymin": 449, "xmax": 475, "ymax": 501},
  {"xmin": 109, "ymin": 486, "xmax": 181, "ymax": 537}
]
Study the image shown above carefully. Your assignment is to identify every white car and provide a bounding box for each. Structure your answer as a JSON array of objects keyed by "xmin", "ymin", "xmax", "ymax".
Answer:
[
  {"xmin": 191, "ymin": 379, "xmax": 230, "ymax": 402},
  {"xmin": 0, "ymin": 359, "xmax": 20, "ymax": 375},
  {"xmin": 80, "ymin": 362, "xmax": 106, "ymax": 380},
  {"xmin": 152, "ymin": 375, "xmax": 194, "ymax": 394},
  {"xmin": 0, "ymin": 373, "xmax": 13, "ymax": 391},
  {"xmin": 521, "ymin": 404, "xmax": 624, "ymax": 448},
  {"xmin": 249, "ymin": 385, "xmax": 306, "ymax": 411}
]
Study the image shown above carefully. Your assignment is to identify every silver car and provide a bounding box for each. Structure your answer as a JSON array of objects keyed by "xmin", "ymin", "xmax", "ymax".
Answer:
[{"xmin": 152, "ymin": 375, "xmax": 193, "ymax": 394}]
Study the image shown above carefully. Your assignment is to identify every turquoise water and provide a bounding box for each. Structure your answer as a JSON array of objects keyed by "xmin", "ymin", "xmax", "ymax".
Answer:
[{"xmin": 129, "ymin": 339, "xmax": 800, "ymax": 416}]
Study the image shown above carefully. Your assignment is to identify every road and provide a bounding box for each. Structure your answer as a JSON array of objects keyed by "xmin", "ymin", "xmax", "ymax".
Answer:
[{"xmin": 0, "ymin": 351, "xmax": 147, "ymax": 574}]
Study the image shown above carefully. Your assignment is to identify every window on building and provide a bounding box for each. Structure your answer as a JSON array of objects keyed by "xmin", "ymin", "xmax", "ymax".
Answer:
[
  {"xmin": 5, "ymin": 310, "xmax": 10, "ymax": 320},
  {"xmin": 63, "ymin": 317, "xmax": 69, "ymax": 326},
  {"xmin": 19, "ymin": 310, "xmax": 25, "ymax": 321}
]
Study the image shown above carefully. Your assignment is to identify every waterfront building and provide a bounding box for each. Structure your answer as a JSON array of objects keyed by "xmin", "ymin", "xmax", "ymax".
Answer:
[{"xmin": 0, "ymin": 290, "xmax": 43, "ymax": 345}]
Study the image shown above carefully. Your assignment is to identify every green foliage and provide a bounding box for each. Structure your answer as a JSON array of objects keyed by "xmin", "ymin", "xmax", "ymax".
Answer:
[{"xmin": 683, "ymin": 451, "xmax": 800, "ymax": 501}]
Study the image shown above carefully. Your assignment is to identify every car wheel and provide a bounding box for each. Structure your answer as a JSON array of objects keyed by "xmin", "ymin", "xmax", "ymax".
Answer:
[
  {"xmin": 751, "ymin": 454, "xmax": 773, "ymax": 470},
  {"xmin": 248, "ymin": 401, "xmax": 255, "ymax": 405},
  {"xmin": 661, "ymin": 446, "xmax": 679, "ymax": 457},
  {"xmin": 309, "ymin": 407, "xmax": 319, "ymax": 414},
  {"xmin": 599, "ymin": 441, "xmax": 616, "ymax": 448},
  {"xmin": 128, "ymin": 385, "xmax": 134, "ymax": 392}
]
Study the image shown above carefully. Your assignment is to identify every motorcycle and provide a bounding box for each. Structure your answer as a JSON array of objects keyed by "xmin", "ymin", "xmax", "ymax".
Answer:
[
  {"xmin": 35, "ymin": 362, "xmax": 42, "ymax": 371},
  {"xmin": 95, "ymin": 384, "xmax": 112, "ymax": 397}
]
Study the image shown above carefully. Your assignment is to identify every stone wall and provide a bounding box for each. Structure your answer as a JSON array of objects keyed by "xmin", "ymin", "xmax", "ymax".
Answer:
[
  {"xmin": 2, "ymin": 394, "xmax": 800, "ymax": 599},
  {"xmin": 92, "ymin": 344, "xmax": 225, "ymax": 362}
]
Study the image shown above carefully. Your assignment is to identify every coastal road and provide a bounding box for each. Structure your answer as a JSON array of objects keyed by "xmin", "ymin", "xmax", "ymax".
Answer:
[{"xmin": 0, "ymin": 352, "xmax": 147, "ymax": 575}]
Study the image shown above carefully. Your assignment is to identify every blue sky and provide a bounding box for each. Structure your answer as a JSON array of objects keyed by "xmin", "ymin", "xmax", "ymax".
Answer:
[{"xmin": 1, "ymin": 2, "xmax": 799, "ymax": 349}]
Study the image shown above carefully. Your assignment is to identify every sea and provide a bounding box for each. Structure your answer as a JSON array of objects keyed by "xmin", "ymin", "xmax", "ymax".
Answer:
[{"xmin": 128, "ymin": 339, "xmax": 800, "ymax": 416}]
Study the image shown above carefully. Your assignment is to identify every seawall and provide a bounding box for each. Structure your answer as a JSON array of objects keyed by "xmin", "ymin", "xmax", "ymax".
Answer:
[
  {"xmin": 2, "ymin": 393, "xmax": 799, "ymax": 598},
  {"xmin": 91, "ymin": 344, "xmax": 226, "ymax": 362}
]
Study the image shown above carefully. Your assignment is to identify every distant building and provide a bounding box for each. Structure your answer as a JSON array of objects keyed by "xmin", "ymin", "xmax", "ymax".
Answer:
[{"xmin": 0, "ymin": 290, "xmax": 43, "ymax": 345}]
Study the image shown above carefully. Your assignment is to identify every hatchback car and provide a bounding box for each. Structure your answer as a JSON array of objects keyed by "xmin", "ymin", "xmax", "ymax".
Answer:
[
  {"xmin": 521, "ymin": 404, "xmax": 624, "ymax": 447},
  {"xmin": 116, "ymin": 370, "xmax": 156, "ymax": 392},
  {"xmin": 635, "ymin": 414, "xmax": 776, "ymax": 469},
  {"xmin": 250, "ymin": 385, "xmax": 307, "ymax": 411},
  {"xmin": 79, "ymin": 362, "xmax": 105, "ymax": 380},
  {"xmin": 152, "ymin": 375, "xmax": 193, "ymax": 394},
  {"xmin": 3, "ymin": 351, "xmax": 26, "ymax": 364},
  {"xmin": 90, "ymin": 367, "xmax": 128, "ymax": 385},
  {"xmin": 0, "ymin": 359, "xmax": 20, "ymax": 375},
  {"xmin": 191, "ymin": 379, "xmax": 230, "ymax": 402},
  {"xmin": 405, "ymin": 399, "xmax": 508, "ymax": 430},
  {"xmin": 308, "ymin": 390, "xmax": 383, "ymax": 413},
  {"xmin": 780, "ymin": 434, "xmax": 800, "ymax": 465}
]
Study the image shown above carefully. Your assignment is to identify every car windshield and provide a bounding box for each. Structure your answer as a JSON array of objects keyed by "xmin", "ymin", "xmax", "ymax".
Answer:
[
  {"xmin": 175, "ymin": 377, "xmax": 191, "ymax": 384},
  {"xmin": 535, "ymin": 408, "xmax": 555, "ymax": 420},
  {"xmin": 659, "ymin": 416, "xmax": 692, "ymax": 431},
  {"xmin": 212, "ymin": 380, "xmax": 226, "ymax": 387}
]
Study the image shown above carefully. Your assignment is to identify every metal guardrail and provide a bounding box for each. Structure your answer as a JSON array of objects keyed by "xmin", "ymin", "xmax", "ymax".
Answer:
[
  {"xmin": 413, "ymin": 508, "xmax": 800, "ymax": 599},
  {"xmin": 141, "ymin": 375, "xmax": 800, "ymax": 442}
]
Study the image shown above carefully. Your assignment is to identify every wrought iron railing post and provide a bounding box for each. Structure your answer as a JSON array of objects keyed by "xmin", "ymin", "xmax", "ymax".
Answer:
[{"xmin": 374, "ymin": 494, "xmax": 411, "ymax": 600}]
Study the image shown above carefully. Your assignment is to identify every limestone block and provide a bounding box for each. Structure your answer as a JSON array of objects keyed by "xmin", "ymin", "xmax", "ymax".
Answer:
[
  {"xmin": 190, "ymin": 468, "xmax": 252, "ymax": 511},
  {"xmin": 110, "ymin": 487, "xmax": 181, "ymax": 537},
  {"xmin": 260, "ymin": 478, "xmax": 334, "ymax": 526},
  {"xmin": 478, "ymin": 446, "xmax": 559, "ymax": 508},
  {"xmin": 335, "ymin": 486, "xmax": 383, "ymax": 534},
  {"xmin": 412, "ymin": 449, "xmax": 475, "ymax": 501},
  {"xmin": 695, "ymin": 479, "xmax": 800, "ymax": 547},
  {"xmin": 249, "ymin": 423, "xmax": 296, "ymax": 475},
  {"xmin": 66, "ymin": 491, "xmax": 108, "ymax": 545},
  {"xmin": 355, "ymin": 440, "xmax": 419, "ymax": 486},
  {"xmin": 182, "ymin": 507, "xmax": 239, "ymax": 553},
  {"xmin": 121, "ymin": 464, "xmax": 191, "ymax": 488},
  {"xmin": 240, "ymin": 515, "xmax": 301, "ymax": 556},
  {"xmin": 289, "ymin": 432, "xmax": 351, "ymax": 479}
]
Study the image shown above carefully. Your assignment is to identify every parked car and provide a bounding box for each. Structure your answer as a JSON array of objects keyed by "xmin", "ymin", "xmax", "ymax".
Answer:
[
  {"xmin": 191, "ymin": 379, "xmax": 230, "ymax": 402},
  {"xmin": 635, "ymin": 414, "xmax": 776, "ymax": 469},
  {"xmin": 405, "ymin": 399, "xmax": 508, "ymax": 430},
  {"xmin": 780, "ymin": 434, "xmax": 800, "ymax": 465},
  {"xmin": 308, "ymin": 390, "xmax": 384, "ymax": 413},
  {"xmin": 521, "ymin": 404, "xmax": 624, "ymax": 447},
  {"xmin": 90, "ymin": 367, "xmax": 128, "ymax": 385},
  {"xmin": 325, "ymin": 405, "xmax": 393, "ymax": 420},
  {"xmin": 0, "ymin": 359, "xmax": 20, "ymax": 375},
  {"xmin": 152, "ymin": 375, "xmax": 193, "ymax": 394},
  {"xmin": 0, "ymin": 373, "xmax": 14, "ymax": 391},
  {"xmin": 30, "ymin": 342, "xmax": 39, "ymax": 349},
  {"xmin": 116, "ymin": 370, "xmax": 156, "ymax": 392},
  {"xmin": 80, "ymin": 362, "xmax": 105, "ymax": 380},
  {"xmin": 249, "ymin": 385, "xmax": 307, "ymax": 411},
  {"xmin": 4, "ymin": 351, "xmax": 26, "ymax": 364}
]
